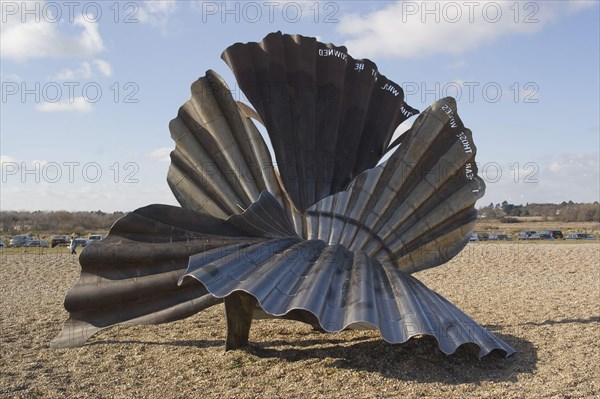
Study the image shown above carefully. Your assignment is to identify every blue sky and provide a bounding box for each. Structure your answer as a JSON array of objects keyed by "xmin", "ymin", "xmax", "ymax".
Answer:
[{"xmin": 1, "ymin": 0, "xmax": 599, "ymax": 211}]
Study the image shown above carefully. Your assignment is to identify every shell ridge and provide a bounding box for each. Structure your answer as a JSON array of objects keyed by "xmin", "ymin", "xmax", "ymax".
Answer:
[
  {"xmin": 227, "ymin": 191, "xmax": 298, "ymax": 238},
  {"xmin": 222, "ymin": 32, "xmax": 419, "ymax": 211},
  {"xmin": 168, "ymin": 71, "xmax": 291, "ymax": 217}
]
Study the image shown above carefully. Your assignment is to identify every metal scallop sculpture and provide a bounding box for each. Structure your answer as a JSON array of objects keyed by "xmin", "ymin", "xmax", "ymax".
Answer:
[{"xmin": 52, "ymin": 32, "xmax": 515, "ymax": 358}]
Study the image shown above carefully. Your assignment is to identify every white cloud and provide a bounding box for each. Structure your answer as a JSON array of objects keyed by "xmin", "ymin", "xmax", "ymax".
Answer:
[
  {"xmin": 138, "ymin": 1, "xmax": 178, "ymax": 32},
  {"xmin": 567, "ymin": 0, "xmax": 597, "ymax": 12},
  {"xmin": 272, "ymin": 0, "xmax": 326, "ymax": 14},
  {"xmin": 52, "ymin": 59, "xmax": 112, "ymax": 80},
  {"xmin": 337, "ymin": 1, "xmax": 595, "ymax": 59},
  {"xmin": 31, "ymin": 160, "xmax": 49, "ymax": 169},
  {"xmin": 1, "ymin": 158, "xmax": 48, "ymax": 185},
  {"xmin": 480, "ymin": 154, "xmax": 600, "ymax": 205},
  {"xmin": 189, "ymin": 1, "xmax": 327, "ymax": 22},
  {"xmin": 1, "ymin": 3, "xmax": 104, "ymax": 62},
  {"xmin": 2, "ymin": 73, "xmax": 22, "ymax": 82},
  {"xmin": 1, "ymin": 155, "xmax": 17, "ymax": 165},
  {"xmin": 538, "ymin": 154, "xmax": 600, "ymax": 203},
  {"xmin": 548, "ymin": 161, "xmax": 570, "ymax": 173},
  {"xmin": 448, "ymin": 60, "xmax": 467, "ymax": 69},
  {"xmin": 36, "ymin": 96, "xmax": 93, "ymax": 113},
  {"xmin": 149, "ymin": 147, "xmax": 172, "ymax": 163},
  {"xmin": 92, "ymin": 59, "xmax": 112, "ymax": 77},
  {"xmin": 546, "ymin": 154, "xmax": 599, "ymax": 178},
  {"xmin": 54, "ymin": 62, "xmax": 93, "ymax": 80}
]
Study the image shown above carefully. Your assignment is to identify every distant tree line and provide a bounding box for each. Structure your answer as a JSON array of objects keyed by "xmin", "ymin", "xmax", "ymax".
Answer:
[
  {"xmin": 479, "ymin": 201, "xmax": 600, "ymax": 222},
  {"xmin": 0, "ymin": 210, "xmax": 126, "ymax": 236},
  {"xmin": 1, "ymin": 201, "xmax": 599, "ymax": 236}
]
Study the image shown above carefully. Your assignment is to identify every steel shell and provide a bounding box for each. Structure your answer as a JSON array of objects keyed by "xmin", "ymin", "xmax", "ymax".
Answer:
[{"xmin": 53, "ymin": 32, "xmax": 514, "ymax": 358}]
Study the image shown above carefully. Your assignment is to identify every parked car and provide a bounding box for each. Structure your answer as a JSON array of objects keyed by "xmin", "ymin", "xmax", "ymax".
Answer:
[
  {"xmin": 516, "ymin": 231, "xmax": 536, "ymax": 240},
  {"xmin": 477, "ymin": 232, "xmax": 489, "ymax": 241},
  {"xmin": 542, "ymin": 230, "xmax": 563, "ymax": 239},
  {"xmin": 87, "ymin": 234, "xmax": 105, "ymax": 242},
  {"xmin": 8, "ymin": 235, "xmax": 33, "ymax": 247},
  {"xmin": 0, "ymin": 239, "xmax": 4, "ymax": 248},
  {"xmin": 566, "ymin": 233, "xmax": 597, "ymax": 240},
  {"xmin": 51, "ymin": 235, "xmax": 70, "ymax": 248},
  {"xmin": 25, "ymin": 239, "xmax": 49, "ymax": 248},
  {"xmin": 489, "ymin": 234, "xmax": 512, "ymax": 241},
  {"xmin": 537, "ymin": 233, "xmax": 555, "ymax": 240},
  {"xmin": 71, "ymin": 237, "xmax": 88, "ymax": 247},
  {"xmin": 469, "ymin": 232, "xmax": 489, "ymax": 241},
  {"xmin": 527, "ymin": 233, "xmax": 542, "ymax": 240}
]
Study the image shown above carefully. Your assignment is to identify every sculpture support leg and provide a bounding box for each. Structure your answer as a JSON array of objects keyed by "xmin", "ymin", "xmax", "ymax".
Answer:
[{"xmin": 224, "ymin": 291, "xmax": 257, "ymax": 350}]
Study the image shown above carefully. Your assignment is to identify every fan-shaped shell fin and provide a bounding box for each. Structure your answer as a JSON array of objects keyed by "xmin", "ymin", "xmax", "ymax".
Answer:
[
  {"xmin": 179, "ymin": 240, "xmax": 514, "ymax": 358},
  {"xmin": 167, "ymin": 70, "xmax": 293, "ymax": 220},
  {"xmin": 305, "ymin": 97, "xmax": 485, "ymax": 273},
  {"xmin": 222, "ymin": 31, "xmax": 419, "ymax": 211},
  {"xmin": 51, "ymin": 204, "xmax": 264, "ymax": 348}
]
